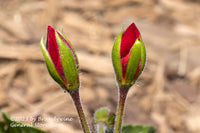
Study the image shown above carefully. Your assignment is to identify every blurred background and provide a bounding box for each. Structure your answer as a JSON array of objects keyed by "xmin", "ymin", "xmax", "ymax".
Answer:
[{"xmin": 0, "ymin": 0, "xmax": 200, "ymax": 133}]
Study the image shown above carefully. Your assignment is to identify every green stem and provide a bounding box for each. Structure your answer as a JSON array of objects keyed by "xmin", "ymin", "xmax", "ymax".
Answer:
[
  {"xmin": 70, "ymin": 89, "xmax": 91, "ymax": 133},
  {"xmin": 97, "ymin": 124, "xmax": 104, "ymax": 133},
  {"xmin": 114, "ymin": 86, "xmax": 129, "ymax": 133}
]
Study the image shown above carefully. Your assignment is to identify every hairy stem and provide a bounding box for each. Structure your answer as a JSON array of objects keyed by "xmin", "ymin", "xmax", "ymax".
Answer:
[
  {"xmin": 70, "ymin": 89, "xmax": 91, "ymax": 133},
  {"xmin": 114, "ymin": 86, "xmax": 129, "ymax": 133}
]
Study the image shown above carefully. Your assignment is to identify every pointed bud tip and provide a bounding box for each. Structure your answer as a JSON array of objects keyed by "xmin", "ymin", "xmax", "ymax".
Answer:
[
  {"xmin": 125, "ymin": 23, "xmax": 140, "ymax": 40},
  {"xmin": 47, "ymin": 26, "xmax": 56, "ymax": 35},
  {"xmin": 48, "ymin": 25, "xmax": 53, "ymax": 30},
  {"xmin": 120, "ymin": 23, "xmax": 141, "ymax": 58}
]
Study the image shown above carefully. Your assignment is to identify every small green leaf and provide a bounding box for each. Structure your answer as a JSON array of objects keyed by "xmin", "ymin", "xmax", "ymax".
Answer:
[
  {"xmin": 107, "ymin": 113, "xmax": 115, "ymax": 126},
  {"xmin": 1, "ymin": 111, "xmax": 46, "ymax": 133},
  {"xmin": 95, "ymin": 108, "xmax": 109, "ymax": 123},
  {"xmin": 122, "ymin": 124, "xmax": 156, "ymax": 133},
  {"xmin": 94, "ymin": 108, "xmax": 115, "ymax": 133}
]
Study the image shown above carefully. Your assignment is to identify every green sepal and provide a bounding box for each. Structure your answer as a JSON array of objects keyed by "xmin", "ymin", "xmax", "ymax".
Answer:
[
  {"xmin": 112, "ymin": 29, "xmax": 124, "ymax": 85},
  {"xmin": 40, "ymin": 37, "xmax": 66, "ymax": 89},
  {"xmin": 124, "ymin": 39, "xmax": 141, "ymax": 86},
  {"xmin": 57, "ymin": 31, "xmax": 79, "ymax": 72},
  {"xmin": 55, "ymin": 32, "xmax": 79, "ymax": 90},
  {"xmin": 134, "ymin": 37, "xmax": 146, "ymax": 81}
]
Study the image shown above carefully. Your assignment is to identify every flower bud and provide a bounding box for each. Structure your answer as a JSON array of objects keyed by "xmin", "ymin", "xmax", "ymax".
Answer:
[
  {"xmin": 112, "ymin": 23, "xmax": 146, "ymax": 87},
  {"xmin": 40, "ymin": 26, "xmax": 79, "ymax": 91}
]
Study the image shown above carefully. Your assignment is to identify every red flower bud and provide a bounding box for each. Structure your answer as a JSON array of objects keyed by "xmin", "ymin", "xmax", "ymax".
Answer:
[
  {"xmin": 41, "ymin": 26, "xmax": 79, "ymax": 91},
  {"xmin": 112, "ymin": 23, "xmax": 146, "ymax": 87}
]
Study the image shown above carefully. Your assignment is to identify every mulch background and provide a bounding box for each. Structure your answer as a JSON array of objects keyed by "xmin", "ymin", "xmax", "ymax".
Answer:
[{"xmin": 0, "ymin": 0, "xmax": 200, "ymax": 133}]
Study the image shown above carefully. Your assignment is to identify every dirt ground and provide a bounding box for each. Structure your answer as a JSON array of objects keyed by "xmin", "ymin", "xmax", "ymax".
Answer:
[{"xmin": 0, "ymin": 0, "xmax": 200, "ymax": 133}]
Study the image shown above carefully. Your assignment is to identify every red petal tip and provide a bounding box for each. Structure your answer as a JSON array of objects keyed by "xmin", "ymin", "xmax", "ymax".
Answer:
[
  {"xmin": 120, "ymin": 23, "xmax": 141, "ymax": 78},
  {"xmin": 47, "ymin": 26, "xmax": 55, "ymax": 35},
  {"xmin": 46, "ymin": 25, "xmax": 65, "ymax": 82},
  {"xmin": 48, "ymin": 25, "xmax": 53, "ymax": 30},
  {"xmin": 120, "ymin": 23, "xmax": 140, "ymax": 58}
]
